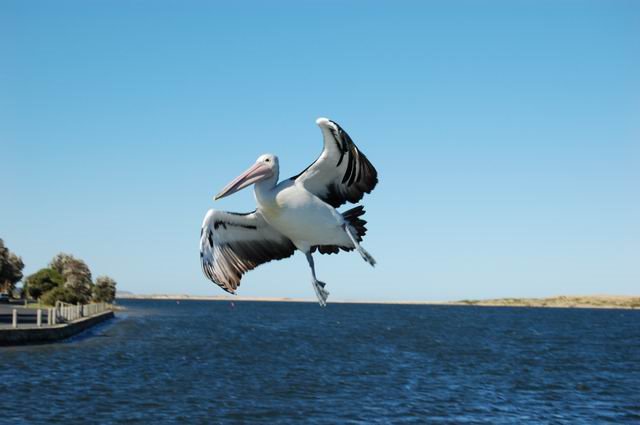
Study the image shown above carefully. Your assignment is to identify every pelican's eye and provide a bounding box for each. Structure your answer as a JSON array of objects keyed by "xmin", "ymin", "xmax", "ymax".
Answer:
[{"xmin": 265, "ymin": 158, "xmax": 271, "ymax": 163}]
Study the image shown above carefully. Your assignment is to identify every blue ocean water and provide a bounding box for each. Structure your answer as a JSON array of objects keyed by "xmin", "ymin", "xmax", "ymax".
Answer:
[{"xmin": 1, "ymin": 300, "xmax": 639, "ymax": 424}]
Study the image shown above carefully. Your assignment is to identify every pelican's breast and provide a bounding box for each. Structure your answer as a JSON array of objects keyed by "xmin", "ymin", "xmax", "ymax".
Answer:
[{"xmin": 260, "ymin": 184, "xmax": 346, "ymax": 247}]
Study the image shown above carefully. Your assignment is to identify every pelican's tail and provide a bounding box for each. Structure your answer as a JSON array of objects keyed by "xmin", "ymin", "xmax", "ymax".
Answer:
[
  {"xmin": 342, "ymin": 205, "xmax": 367, "ymax": 242},
  {"xmin": 311, "ymin": 206, "xmax": 369, "ymax": 256},
  {"xmin": 342, "ymin": 207, "xmax": 376, "ymax": 267}
]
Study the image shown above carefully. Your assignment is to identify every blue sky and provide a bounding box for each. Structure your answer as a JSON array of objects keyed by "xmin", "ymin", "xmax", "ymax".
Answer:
[{"xmin": 1, "ymin": 1, "xmax": 639, "ymax": 301}]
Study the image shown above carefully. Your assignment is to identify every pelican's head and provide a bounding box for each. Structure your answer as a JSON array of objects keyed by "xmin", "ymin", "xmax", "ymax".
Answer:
[{"xmin": 215, "ymin": 154, "xmax": 279, "ymax": 200}]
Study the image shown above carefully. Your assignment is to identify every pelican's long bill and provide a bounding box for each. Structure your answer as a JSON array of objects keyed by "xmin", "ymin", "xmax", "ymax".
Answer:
[{"xmin": 215, "ymin": 161, "xmax": 273, "ymax": 200}]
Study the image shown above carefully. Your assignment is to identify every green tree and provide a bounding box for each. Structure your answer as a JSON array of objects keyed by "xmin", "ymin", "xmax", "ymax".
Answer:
[
  {"xmin": 24, "ymin": 268, "xmax": 64, "ymax": 300},
  {"xmin": 50, "ymin": 253, "xmax": 92, "ymax": 282},
  {"xmin": 49, "ymin": 253, "xmax": 75, "ymax": 276},
  {"xmin": 41, "ymin": 286, "xmax": 80, "ymax": 306},
  {"xmin": 66, "ymin": 273, "xmax": 93, "ymax": 303},
  {"xmin": 49, "ymin": 253, "xmax": 93, "ymax": 303},
  {"xmin": 93, "ymin": 276, "xmax": 117, "ymax": 303},
  {"xmin": 0, "ymin": 239, "xmax": 25, "ymax": 294}
]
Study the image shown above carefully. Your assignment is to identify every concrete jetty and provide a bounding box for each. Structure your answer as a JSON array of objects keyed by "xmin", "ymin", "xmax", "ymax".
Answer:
[{"xmin": 0, "ymin": 303, "xmax": 115, "ymax": 346}]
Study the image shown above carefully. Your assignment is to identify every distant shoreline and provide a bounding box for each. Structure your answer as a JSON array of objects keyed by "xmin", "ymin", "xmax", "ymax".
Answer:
[
  {"xmin": 116, "ymin": 293, "xmax": 449, "ymax": 305},
  {"xmin": 116, "ymin": 294, "xmax": 640, "ymax": 309}
]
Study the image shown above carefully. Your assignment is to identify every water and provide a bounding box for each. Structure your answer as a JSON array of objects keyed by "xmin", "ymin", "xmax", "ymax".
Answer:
[{"xmin": 1, "ymin": 300, "xmax": 639, "ymax": 424}]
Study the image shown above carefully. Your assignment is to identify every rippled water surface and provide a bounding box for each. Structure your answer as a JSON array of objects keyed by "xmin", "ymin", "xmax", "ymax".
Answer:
[{"xmin": 2, "ymin": 300, "xmax": 639, "ymax": 424}]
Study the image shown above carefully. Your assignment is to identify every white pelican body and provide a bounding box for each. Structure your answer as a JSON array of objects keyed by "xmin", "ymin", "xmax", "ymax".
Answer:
[
  {"xmin": 200, "ymin": 118, "xmax": 377, "ymax": 305},
  {"xmin": 255, "ymin": 179, "xmax": 350, "ymax": 252}
]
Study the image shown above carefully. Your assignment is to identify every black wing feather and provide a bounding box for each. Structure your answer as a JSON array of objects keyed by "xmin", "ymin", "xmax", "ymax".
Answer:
[
  {"xmin": 200, "ymin": 210, "xmax": 296, "ymax": 294},
  {"xmin": 291, "ymin": 119, "xmax": 378, "ymax": 208}
]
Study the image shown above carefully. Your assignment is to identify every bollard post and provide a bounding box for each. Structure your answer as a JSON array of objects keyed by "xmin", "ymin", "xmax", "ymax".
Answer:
[
  {"xmin": 12, "ymin": 309, "xmax": 17, "ymax": 328},
  {"xmin": 37, "ymin": 309, "xmax": 42, "ymax": 327}
]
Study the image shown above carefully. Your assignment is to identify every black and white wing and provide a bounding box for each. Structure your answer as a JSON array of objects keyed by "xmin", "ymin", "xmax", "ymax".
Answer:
[
  {"xmin": 200, "ymin": 210, "xmax": 296, "ymax": 294},
  {"xmin": 290, "ymin": 118, "xmax": 378, "ymax": 208}
]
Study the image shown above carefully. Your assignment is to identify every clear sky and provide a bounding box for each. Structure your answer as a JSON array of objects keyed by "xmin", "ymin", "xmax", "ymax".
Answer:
[{"xmin": 1, "ymin": 1, "xmax": 639, "ymax": 301}]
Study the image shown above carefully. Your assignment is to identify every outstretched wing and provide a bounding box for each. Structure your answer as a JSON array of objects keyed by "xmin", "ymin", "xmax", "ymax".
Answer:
[
  {"xmin": 290, "ymin": 118, "xmax": 378, "ymax": 208},
  {"xmin": 199, "ymin": 210, "xmax": 296, "ymax": 294}
]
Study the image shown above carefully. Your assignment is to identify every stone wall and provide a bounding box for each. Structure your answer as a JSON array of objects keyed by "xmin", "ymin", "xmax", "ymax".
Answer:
[{"xmin": 0, "ymin": 311, "xmax": 114, "ymax": 346}]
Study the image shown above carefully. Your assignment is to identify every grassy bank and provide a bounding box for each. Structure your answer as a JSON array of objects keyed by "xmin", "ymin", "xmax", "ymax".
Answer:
[{"xmin": 458, "ymin": 295, "xmax": 640, "ymax": 309}]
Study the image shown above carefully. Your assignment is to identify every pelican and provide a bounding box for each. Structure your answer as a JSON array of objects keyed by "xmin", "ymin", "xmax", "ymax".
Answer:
[{"xmin": 199, "ymin": 118, "xmax": 378, "ymax": 306}]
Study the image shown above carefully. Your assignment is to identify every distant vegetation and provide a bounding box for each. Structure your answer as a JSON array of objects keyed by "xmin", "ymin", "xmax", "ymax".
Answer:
[
  {"xmin": 459, "ymin": 295, "xmax": 640, "ymax": 309},
  {"xmin": 23, "ymin": 253, "xmax": 118, "ymax": 304},
  {"xmin": 0, "ymin": 239, "xmax": 25, "ymax": 294},
  {"xmin": 22, "ymin": 268, "xmax": 63, "ymax": 300},
  {"xmin": 93, "ymin": 276, "xmax": 117, "ymax": 303},
  {"xmin": 0, "ymin": 238, "xmax": 117, "ymax": 305}
]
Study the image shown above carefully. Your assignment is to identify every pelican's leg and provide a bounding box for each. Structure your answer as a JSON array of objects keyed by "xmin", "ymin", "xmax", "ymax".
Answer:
[
  {"xmin": 305, "ymin": 252, "xmax": 329, "ymax": 307},
  {"xmin": 343, "ymin": 224, "xmax": 377, "ymax": 267}
]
